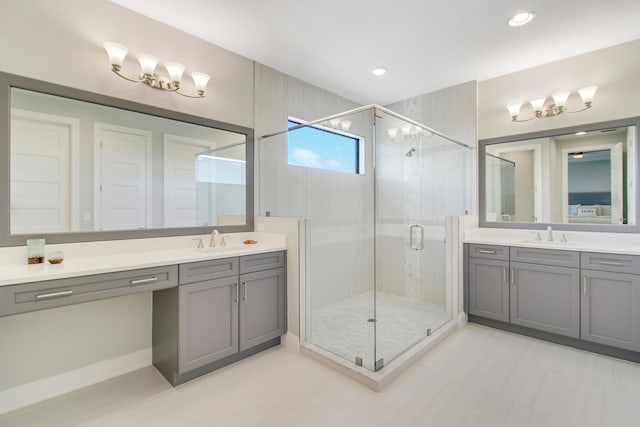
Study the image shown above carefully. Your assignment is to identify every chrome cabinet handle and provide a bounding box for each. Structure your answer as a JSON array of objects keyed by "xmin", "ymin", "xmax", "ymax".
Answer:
[
  {"xmin": 583, "ymin": 277, "xmax": 588, "ymax": 295},
  {"xmin": 596, "ymin": 260, "xmax": 624, "ymax": 267},
  {"xmin": 234, "ymin": 283, "xmax": 238, "ymax": 303},
  {"xmin": 409, "ymin": 224, "xmax": 424, "ymax": 250},
  {"xmin": 511, "ymin": 268, "xmax": 515, "ymax": 286},
  {"xmin": 36, "ymin": 290, "xmax": 73, "ymax": 300},
  {"xmin": 242, "ymin": 282, "xmax": 247, "ymax": 301},
  {"xmin": 478, "ymin": 249, "xmax": 497, "ymax": 254},
  {"xmin": 130, "ymin": 277, "xmax": 158, "ymax": 285},
  {"xmin": 503, "ymin": 267, "xmax": 507, "ymax": 283}
]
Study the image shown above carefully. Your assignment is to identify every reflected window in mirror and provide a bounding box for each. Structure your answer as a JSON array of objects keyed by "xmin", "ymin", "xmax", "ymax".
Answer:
[{"xmin": 479, "ymin": 117, "xmax": 640, "ymax": 232}]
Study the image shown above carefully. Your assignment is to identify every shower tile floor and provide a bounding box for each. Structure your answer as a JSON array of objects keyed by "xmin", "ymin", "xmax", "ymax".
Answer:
[{"xmin": 309, "ymin": 291, "xmax": 450, "ymax": 370}]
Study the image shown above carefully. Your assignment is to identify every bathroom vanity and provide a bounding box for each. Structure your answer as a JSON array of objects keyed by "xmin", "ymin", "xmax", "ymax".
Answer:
[
  {"xmin": 464, "ymin": 232, "xmax": 640, "ymax": 362},
  {"xmin": 0, "ymin": 234, "xmax": 286, "ymax": 386}
]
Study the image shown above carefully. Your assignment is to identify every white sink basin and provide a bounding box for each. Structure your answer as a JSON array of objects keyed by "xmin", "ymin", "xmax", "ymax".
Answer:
[{"xmin": 519, "ymin": 239, "xmax": 576, "ymax": 246}]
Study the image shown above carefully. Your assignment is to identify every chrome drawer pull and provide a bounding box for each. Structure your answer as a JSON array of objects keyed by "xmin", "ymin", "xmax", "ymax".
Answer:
[
  {"xmin": 583, "ymin": 277, "xmax": 588, "ymax": 295},
  {"xmin": 234, "ymin": 283, "xmax": 239, "ymax": 303},
  {"xmin": 596, "ymin": 260, "xmax": 624, "ymax": 267},
  {"xmin": 130, "ymin": 277, "xmax": 159, "ymax": 285},
  {"xmin": 242, "ymin": 282, "xmax": 247, "ymax": 301},
  {"xmin": 36, "ymin": 290, "xmax": 73, "ymax": 300},
  {"xmin": 478, "ymin": 249, "xmax": 497, "ymax": 254}
]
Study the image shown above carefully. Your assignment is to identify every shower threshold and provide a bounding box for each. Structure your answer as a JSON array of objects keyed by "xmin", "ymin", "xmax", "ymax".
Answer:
[{"xmin": 299, "ymin": 319, "xmax": 458, "ymax": 391}]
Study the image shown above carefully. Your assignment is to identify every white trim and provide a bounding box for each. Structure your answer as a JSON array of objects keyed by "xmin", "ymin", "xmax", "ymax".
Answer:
[
  {"xmin": 94, "ymin": 123, "xmax": 153, "ymax": 231},
  {"xmin": 0, "ymin": 348, "xmax": 151, "ymax": 415},
  {"xmin": 11, "ymin": 108, "xmax": 80, "ymax": 231}
]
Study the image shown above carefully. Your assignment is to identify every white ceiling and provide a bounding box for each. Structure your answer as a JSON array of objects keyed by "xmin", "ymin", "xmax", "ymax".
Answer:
[{"xmin": 110, "ymin": 0, "xmax": 640, "ymax": 106}]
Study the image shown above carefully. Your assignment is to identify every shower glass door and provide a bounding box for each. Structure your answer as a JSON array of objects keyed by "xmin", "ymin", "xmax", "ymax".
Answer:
[{"xmin": 373, "ymin": 113, "xmax": 450, "ymax": 369}]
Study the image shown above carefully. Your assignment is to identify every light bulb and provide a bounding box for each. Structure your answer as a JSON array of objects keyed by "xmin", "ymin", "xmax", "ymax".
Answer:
[
  {"xmin": 340, "ymin": 120, "xmax": 352, "ymax": 131},
  {"xmin": 508, "ymin": 12, "xmax": 535, "ymax": 27},
  {"xmin": 552, "ymin": 91, "xmax": 570, "ymax": 108},
  {"xmin": 191, "ymin": 72, "xmax": 210, "ymax": 96},
  {"xmin": 387, "ymin": 127, "xmax": 398, "ymax": 138},
  {"xmin": 164, "ymin": 62, "xmax": 185, "ymax": 84},
  {"xmin": 329, "ymin": 118, "xmax": 341, "ymax": 127},
  {"xmin": 578, "ymin": 86, "xmax": 598, "ymax": 106},
  {"xmin": 529, "ymin": 97, "xmax": 546, "ymax": 112},
  {"xmin": 104, "ymin": 42, "xmax": 128, "ymax": 70},
  {"xmin": 507, "ymin": 103, "xmax": 522, "ymax": 120},
  {"xmin": 136, "ymin": 53, "xmax": 158, "ymax": 76}
]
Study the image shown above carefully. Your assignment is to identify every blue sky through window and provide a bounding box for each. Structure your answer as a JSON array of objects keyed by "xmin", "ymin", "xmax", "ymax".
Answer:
[{"xmin": 287, "ymin": 120, "xmax": 359, "ymax": 174}]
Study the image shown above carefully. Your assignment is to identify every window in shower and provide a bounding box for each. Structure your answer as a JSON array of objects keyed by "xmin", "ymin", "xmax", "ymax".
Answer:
[{"xmin": 287, "ymin": 119, "xmax": 362, "ymax": 174}]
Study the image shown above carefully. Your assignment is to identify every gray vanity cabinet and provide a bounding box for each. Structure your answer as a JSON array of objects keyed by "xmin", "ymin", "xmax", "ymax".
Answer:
[
  {"xmin": 239, "ymin": 268, "xmax": 286, "ymax": 351},
  {"xmin": 510, "ymin": 262, "xmax": 580, "ymax": 338},
  {"xmin": 581, "ymin": 259, "xmax": 640, "ymax": 352},
  {"xmin": 153, "ymin": 251, "xmax": 286, "ymax": 385},
  {"xmin": 468, "ymin": 257, "xmax": 510, "ymax": 322},
  {"xmin": 178, "ymin": 276, "xmax": 239, "ymax": 373}
]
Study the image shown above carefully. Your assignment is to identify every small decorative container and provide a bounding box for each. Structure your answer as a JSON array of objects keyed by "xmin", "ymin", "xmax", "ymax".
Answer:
[
  {"xmin": 27, "ymin": 239, "xmax": 45, "ymax": 264},
  {"xmin": 48, "ymin": 251, "xmax": 64, "ymax": 264}
]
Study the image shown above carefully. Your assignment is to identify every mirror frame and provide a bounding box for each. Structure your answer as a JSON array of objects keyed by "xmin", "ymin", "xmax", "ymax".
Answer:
[
  {"xmin": 0, "ymin": 71, "xmax": 254, "ymax": 246},
  {"xmin": 479, "ymin": 116, "xmax": 640, "ymax": 233}
]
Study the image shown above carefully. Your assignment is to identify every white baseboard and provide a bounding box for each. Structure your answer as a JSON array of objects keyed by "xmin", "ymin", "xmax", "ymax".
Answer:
[
  {"xmin": 280, "ymin": 332, "xmax": 300, "ymax": 352},
  {"xmin": 0, "ymin": 347, "xmax": 151, "ymax": 415}
]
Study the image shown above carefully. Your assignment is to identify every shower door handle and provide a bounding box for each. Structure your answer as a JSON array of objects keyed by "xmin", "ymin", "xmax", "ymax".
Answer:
[{"xmin": 409, "ymin": 224, "xmax": 424, "ymax": 250}]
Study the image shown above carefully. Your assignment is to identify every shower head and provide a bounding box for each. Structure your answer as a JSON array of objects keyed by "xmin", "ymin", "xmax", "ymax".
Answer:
[{"xmin": 405, "ymin": 147, "xmax": 416, "ymax": 157}]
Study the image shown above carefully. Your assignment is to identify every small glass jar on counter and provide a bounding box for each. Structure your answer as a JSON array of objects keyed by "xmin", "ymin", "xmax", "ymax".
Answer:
[{"xmin": 26, "ymin": 239, "xmax": 45, "ymax": 264}]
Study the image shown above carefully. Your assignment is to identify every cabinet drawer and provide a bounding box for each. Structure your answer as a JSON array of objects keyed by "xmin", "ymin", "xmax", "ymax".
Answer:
[
  {"xmin": 510, "ymin": 246, "xmax": 579, "ymax": 268},
  {"xmin": 0, "ymin": 265, "xmax": 177, "ymax": 317},
  {"xmin": 179, "ymin": 257, "xmax": 239, "ymax": 285},
  {"xmin": 240, "ymin": 251, "xmax": 285, "ymax": 274},
  {"xmin": 581, "ymin": 252, "xmax": 640, "ymax": 274},
  {"xmin": 467, "ymin": 244, "xmax": 509, "ymax": 261}
]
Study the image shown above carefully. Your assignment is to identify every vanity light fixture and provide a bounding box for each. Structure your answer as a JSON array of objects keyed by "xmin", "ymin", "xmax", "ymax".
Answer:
[
  {"xmin": 507, "ymin": 86, "xmax": 598, "ymax": 122},
  {"xmin": 103, "ymin": 42, "xmax": 210, "ymax": 98}
]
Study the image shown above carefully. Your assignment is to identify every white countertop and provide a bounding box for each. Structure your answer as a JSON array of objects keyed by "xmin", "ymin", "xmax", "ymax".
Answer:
[
  {"xmin": 465, "ymin": 227, "xmax": 640, "ymax": 255},
  {"xmin": 0, "ymin": 232, "xmax": 286, "ymax": 286}
]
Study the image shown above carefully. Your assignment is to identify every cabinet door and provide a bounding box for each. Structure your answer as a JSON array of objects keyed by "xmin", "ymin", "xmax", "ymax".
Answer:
[
  {"xmin": 581, "ymin": 270, "xmax": 640, "ymax": 351},
  {"xmin": 510, "ymin": 262, "xmax": 580, "ymax": 338},
  {"xmin": 468, "ymin": 258, "xmax": 509, "ymax": 322},
  {"xmin": 239, "ymin": 268, "xmax": 285, "ymax": 352},
  {"xmin": 178, "ymin": 276, "xmax": 239, "ymax": 374}
]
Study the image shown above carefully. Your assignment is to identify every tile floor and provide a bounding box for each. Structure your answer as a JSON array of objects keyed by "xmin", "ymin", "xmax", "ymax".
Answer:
[{"xmin": 2, "ymin": 323, "xmax": 639, "ymax": 426}]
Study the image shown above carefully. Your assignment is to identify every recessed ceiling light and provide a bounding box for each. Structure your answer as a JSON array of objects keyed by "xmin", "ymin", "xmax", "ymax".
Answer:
[
  {"xmin": 508, "ymin": 12, "xmax": 535, "ymax": 27},
  {"xmin": 575, "ymin": 131, "xmax": 587, "ymax": 136},
  {"xmin": 371, "ymin": 67, "xmax": 387, "ymax": 76}
]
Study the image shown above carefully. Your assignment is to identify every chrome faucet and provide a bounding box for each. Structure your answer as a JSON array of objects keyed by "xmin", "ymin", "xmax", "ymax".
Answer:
[
  {"xmin": 546, "ymin": 226, "xmax": 554, "ymax": 242},
  {"xmin": 209, "ymin": 229, "xmax": 219, "ymax": 247}
]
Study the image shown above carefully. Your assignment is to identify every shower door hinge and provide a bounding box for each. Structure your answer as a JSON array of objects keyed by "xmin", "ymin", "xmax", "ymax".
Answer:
[
  {"xmin": 375, "ymin": 358, "xmax": 384, "ymax": 371},
  {"xmin": 355, "ymin": 356, "xmax": 363, "ymax": 367}
]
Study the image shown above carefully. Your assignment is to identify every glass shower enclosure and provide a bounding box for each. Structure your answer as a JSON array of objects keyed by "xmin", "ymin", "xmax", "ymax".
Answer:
[{"xmin": 260, "ymin": 105, "xmax": 470, "ymax": 371}]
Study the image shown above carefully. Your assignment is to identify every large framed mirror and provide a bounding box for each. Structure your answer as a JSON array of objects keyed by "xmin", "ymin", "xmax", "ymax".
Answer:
[
  {"xmin": 0, "ymin": 71, "xmax": 254, "ymax": 246},
  {"xmin": 479, "ymin": 117, "xmax": 640, "ymax": 232}
]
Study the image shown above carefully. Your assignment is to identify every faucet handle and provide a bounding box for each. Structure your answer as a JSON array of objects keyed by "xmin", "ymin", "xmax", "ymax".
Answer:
[
  {"xmin": 561, "ymin": 233, "xmax": 571, "ymax": 243},
  {"xmin": 220, "ymin": 236, "xmax": 227, "ymax": 247},
  {"xmin": 530, "ymin": 231, "xmax": 542, "ymax": 241},
  {"xmin": 193, "ymin": 238, "xmax": 204, "ymax": 248}
]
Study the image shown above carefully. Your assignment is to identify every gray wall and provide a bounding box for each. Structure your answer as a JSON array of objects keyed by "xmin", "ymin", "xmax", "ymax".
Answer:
[{"xmin": 478, "ymin": 39, "xmax": 640, "ymax": 140}]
